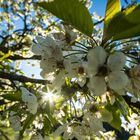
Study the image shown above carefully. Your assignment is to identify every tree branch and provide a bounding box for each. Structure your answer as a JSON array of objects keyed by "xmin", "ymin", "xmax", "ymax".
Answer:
[
  {"xmin": 0, "ymin": 71, "xmax": 50, "ymax": 85},
  {"xmin": 8, "ymin": 55, "xmax": 41, "ymax": 60}
]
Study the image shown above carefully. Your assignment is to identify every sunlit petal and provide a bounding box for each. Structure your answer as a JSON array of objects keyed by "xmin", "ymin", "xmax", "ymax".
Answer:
[
  {"xmin": 87, "ymin": 46, "xmax": 107, "ymax": 76},
  {"xmin": 108, "ymin": 71, "xmax": 128, "ymax": 90},
  {"xmin": 107, "ymin": 52, "xmax": 126, "ymax": 71},
  {"xmin": 36, "ymin": 36, "xmax": 55, "ymax": 47},
  {"xmin": 88, "ymin": 76, "xmax": 106, "ymax": 96}
]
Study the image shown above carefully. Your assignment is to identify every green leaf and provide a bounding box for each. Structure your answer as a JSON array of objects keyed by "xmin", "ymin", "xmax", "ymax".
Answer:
[
  {"xmin": 105, "ymin": 103, "xmax": 121, "ymax": 131},
  {"xmin": 105, "ymin": 4, "xmax": 140, "ymax": 41},
  {"xmin": 125, "ymin": 4, "xmax": 140, "ymax": 24},
  {"xmin": 19, "ymin": 114, "xmax": 36, "ymax": 139},
  {"xmin": 104, "ymin": 0, "xmax": 121, "ymax": 32},
  {"xmin": 2, "ymin": 91, "xmax": 22, "ymax": 101},
  {"xmin": 37, "ymin": 0, "xmax": 93, "ymax": 36},
  {"xmin": 8, "ymin": 103, "xmax": 20, "ymax": 112},
  {"xmin": 115, "ymin": 94, "xmax": 129, "ymax": 120},
  {"xmin": 46, "ymin": 102, "xmax": 54, "ymax": 114},
  {"xmin": 114, "ymin": 24, "xmax": 140, "ymax": 40},
  {"xmin": 43, "ymin": 116, "xmax": 52, "ymax": 134},
  {"xmin": 55, "ymin": 96, "xmax": 65, "ymax": 109}
]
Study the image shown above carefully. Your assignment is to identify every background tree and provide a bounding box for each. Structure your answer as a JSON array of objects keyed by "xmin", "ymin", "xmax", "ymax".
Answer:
[{"xmin": 0, "ymin": 0, "xmax": 140, "ymax": 140}]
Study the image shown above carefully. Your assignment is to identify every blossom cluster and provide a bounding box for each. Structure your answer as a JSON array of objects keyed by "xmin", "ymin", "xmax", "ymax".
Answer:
[
  {"xmin": 4, "ymin": 25, "xmax": 140, "ymax": 140},
  {"xmin": 1, "ymin": 0, "xmax": 140, "ymax": 139},
  {"xmin": 26, "ymin": 25, "xmax": 140, "ymax": 139},
  {"xmin": 31, "ymin": 28, "xmax": 140, "ymax": 98},
  {"xmin": 32, "ymin": 26, "xmax": 87, "ymax": 91}
]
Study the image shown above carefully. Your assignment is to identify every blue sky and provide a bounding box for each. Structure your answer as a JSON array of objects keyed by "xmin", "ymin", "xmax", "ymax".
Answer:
[
  {"xmin": 91, "ymin": 0, "xmax": 107, "ymax": 16},
  {"xmin": 90, "ymin": 0, "xmax": 140, "ymax": 16}
]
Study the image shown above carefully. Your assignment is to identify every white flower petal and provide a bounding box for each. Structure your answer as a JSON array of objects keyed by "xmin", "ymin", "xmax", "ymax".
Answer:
[
  {"xmin": 40, "ymin": 71, "xmax": 55, "ymax": 80},
  {"xmin": 36, "ymin": 36, "xmax": 55, "ymax": 47},
  {"xmin": 9, "ymin": 116, "xmax": 22, "ymax": 131},
  {"xmin": 107, "ymin": 52, "xmax": 126, "ymax": 71},
  {"xmin": 41, "ymin": 46, "xmax": 63, "ymax": 61},
  {"xmin": 32, "ymin": 36, "xmax": 57, "ymax": 56},
  {"xmin": 128, "ymin": 78, "xmax": 140, "ymax": 98},
  {"xmin": 52, "ymin": 70, "xmax": 65, "ymax": 90},
  {"xmin": 115, "ymin": 89, "xmax": 126, "ymax": 95},
  {"xmin": 86, "ymin": 66, "xmax": 98, "ymax": 77},
  {"xmin": 27, "ymin": 102, "xmax": 38, "ymax": 114},
  {"xmin": 53, "ymin": 32, "xmax": 65, "ymax": 40},
  {"xmin": 22, "ymin": 91, "xmax": 37, "ymax": 103},
  {"xmin": 42, "ymin": 48, "xmax": 53, "ymax": 58},
  {"xmin": 51, "ymin": 47, "xmax": 63, "ymax": 61},
  {"xmin": 31, "ymin": 44, "xmax": 42, "ymax": 55},
  {"xmin": 88, "ymin": 76, "xmax": 106, "ymax": 96},
  {"xmin": 63, "ymin": 58, "xmax": 77, "ymax": 77},
  {"xmin": 40, "ymin": 58, "xmax": 57, "ymax": 73},
  {"xmin": 87, "ymin": 46, "xmax": 107, "ymax": 76},
  {"xmin": 89, "ymin": 117, "xmax": 104, "ymax": 134},
  {"xmin": 21, "ymin": 87, "xmax": 38, "ymax": 114},
  {"xmin": 108, "ymin": 71, "xmax": 128, "ymax": 90}
]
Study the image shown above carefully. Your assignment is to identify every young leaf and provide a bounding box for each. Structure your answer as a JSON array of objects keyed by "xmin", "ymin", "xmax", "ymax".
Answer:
[
  {"xmin": 111, "ymin": 109, "xmax": 121, "ymax": 131},
  {"xmin": 105, "ymin": 103, "xmax": 121, "ymax": 131},
  {"xmin": 37, "ymin": 0, "xmax": 93, "ymax": 36},
  {"xmin": 105, "ymin": 4, "xmax": 140, "ymax": 41},
  {"xmin": 115, "ymin": 94, "xmax": 129, "ymax": 120},
  {"xmin": 104, "ymin": 0, "xmax": 121, "ymax": 32}
]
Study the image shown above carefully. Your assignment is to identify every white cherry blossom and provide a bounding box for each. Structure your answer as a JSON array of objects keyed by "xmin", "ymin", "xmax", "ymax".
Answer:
[
  {"xmin": 87, "ymin": 46, "xmax": 128, "ymax": 96},
  {"xmin": 83, "ymin": 112, "xmax": 105, "ymax": 135},
  {"xmin": 52, "ymin": 25, "xmax": 77, "ymax": 47},
  {"xmin": 32, "ymin": 36, "xmax": 56, "ymax": 55},
  {"xmin": 63, "ymin": 57, "xmax": 87, "ymax": 86},
  {"xmin": 32, "ymin": 36, "xmax": 64, "ymax": 77}
]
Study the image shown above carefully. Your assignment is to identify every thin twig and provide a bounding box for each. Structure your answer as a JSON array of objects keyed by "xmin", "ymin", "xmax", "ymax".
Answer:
[{"xmin": 94, "ymin": 18, "xmax": 104, "ymax": 26}]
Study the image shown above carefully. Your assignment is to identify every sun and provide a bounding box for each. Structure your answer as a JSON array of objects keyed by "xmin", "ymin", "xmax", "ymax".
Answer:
[{"xmin": 42, "ymin": 86, "xmax": 57, "ymax": 104}]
